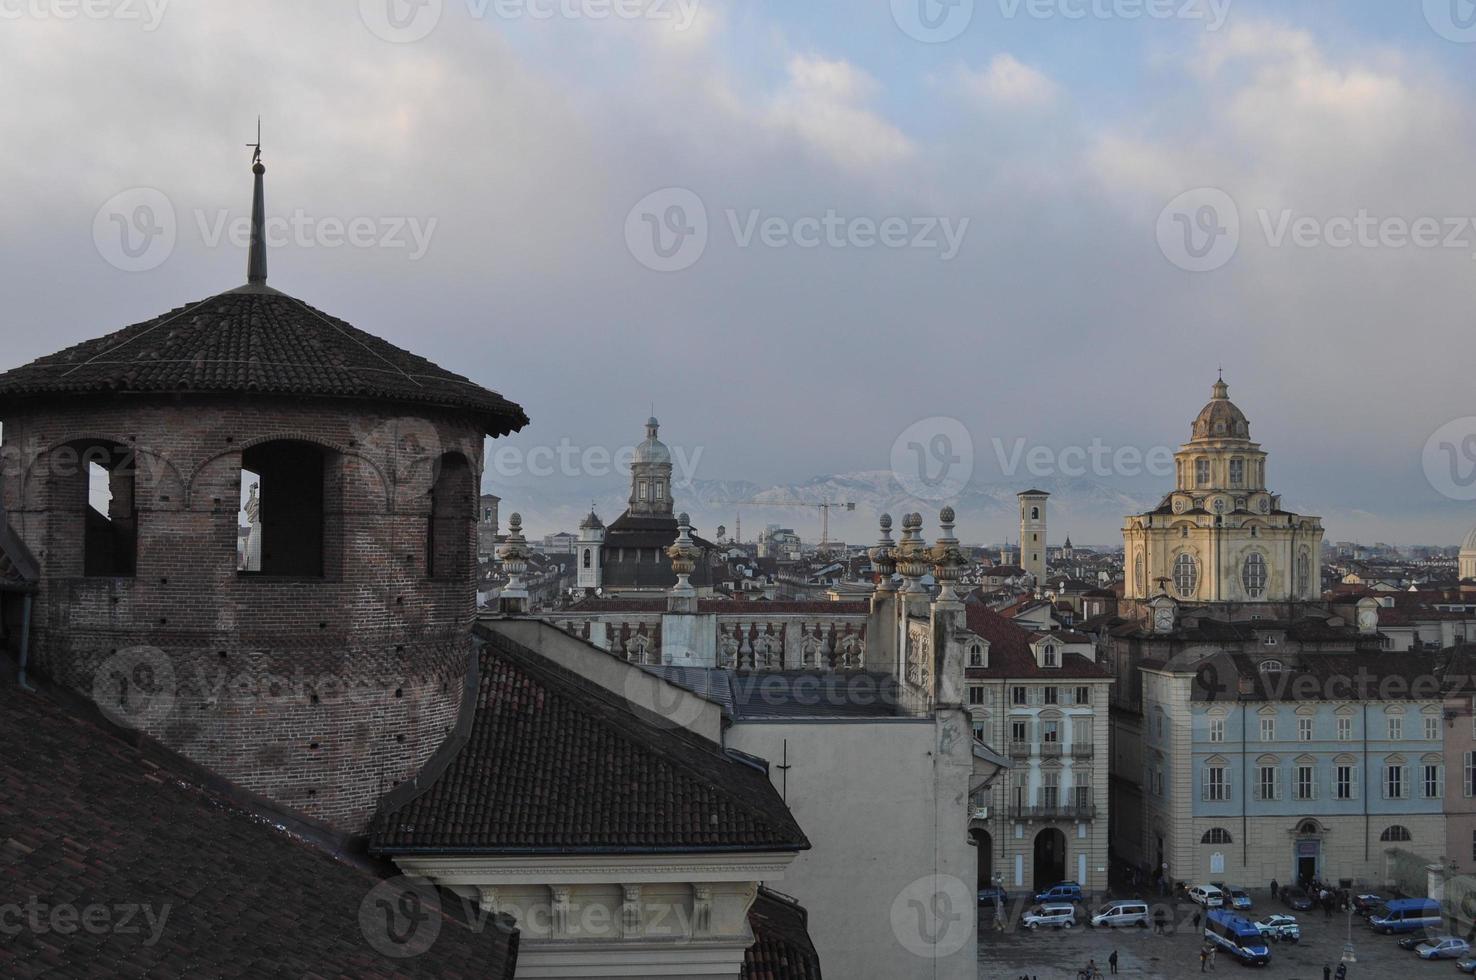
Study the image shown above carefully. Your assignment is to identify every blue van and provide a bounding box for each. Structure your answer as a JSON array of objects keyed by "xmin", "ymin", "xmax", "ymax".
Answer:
[
  {"xmin": 1205, "ymin": 909, "xmax": 1272, "ymax": 967},
  {"xmin": 1033, "ymin": 881, "xmax": 1085, "ymax": 903},
  {"xmin": 1369, "ymin": 898, "xmax": 1442, "ymax": 935}
]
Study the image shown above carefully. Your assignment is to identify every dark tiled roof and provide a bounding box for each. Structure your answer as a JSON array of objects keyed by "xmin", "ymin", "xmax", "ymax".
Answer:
[
  {"xmin": 0, "ymin": 669, "xmax": 517, "ymax": 979},
  {"xmin": 964, "ymin": 605, "xmax": 1111, "ymax": 679},
  {"xmin": 0, "ymin": 287, "xmax": 528, "ymax": 436},
  {"xmin": 370, "ymin": 629, "xmax": 809, "ymax": 854},
  {"xmin": 566, "ymin": 598, "xmax": 869, "ymax": 616},
  {"xmin": 743, "ymin": 888, "xmax": 823, "ymax": 980}
]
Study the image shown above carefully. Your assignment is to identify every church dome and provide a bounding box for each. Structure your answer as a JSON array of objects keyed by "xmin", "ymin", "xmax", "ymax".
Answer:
[
  {"xmin": 633, "ymin": 416, "xmax": 671, "ymax": 465},
  {"xmin": 1462, "ymin": 524, "xmax": 1476, "ymax": 555},
  {"xmin": 1190, "ymin": 379, "xmax": 1250, "ymax": 441}
]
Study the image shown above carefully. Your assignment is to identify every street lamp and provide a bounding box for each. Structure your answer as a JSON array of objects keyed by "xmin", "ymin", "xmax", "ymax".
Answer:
[{"xmin": 1341, "ymin": 902, "xmax": 1357, "ymax": 963}]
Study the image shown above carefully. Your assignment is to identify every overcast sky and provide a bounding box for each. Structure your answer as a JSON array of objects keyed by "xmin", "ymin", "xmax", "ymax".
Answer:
[{"xmin": 5, "ymin": 0, "xmax": 1476, "ymax": 545}]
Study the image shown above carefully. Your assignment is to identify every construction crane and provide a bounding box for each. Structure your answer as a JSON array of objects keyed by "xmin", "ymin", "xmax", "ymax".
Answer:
[{"xmin": 735, "ymin": 498, "xmax": 856, "ymax": 556}]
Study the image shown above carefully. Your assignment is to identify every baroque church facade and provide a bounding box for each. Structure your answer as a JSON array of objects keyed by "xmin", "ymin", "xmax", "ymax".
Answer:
[{"xmin": 1122, "ymin": 379, "xmax": 1324, "ymax": 607}]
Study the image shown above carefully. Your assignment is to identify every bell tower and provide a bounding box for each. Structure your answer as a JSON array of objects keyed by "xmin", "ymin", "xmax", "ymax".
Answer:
[
  {"xmin": 1018, "ymin": 489, "xmax": 1049, "ymax": 585},
  {"xmin": 577, "ymin": 508, "xmax": 605, "ymax": 591}
]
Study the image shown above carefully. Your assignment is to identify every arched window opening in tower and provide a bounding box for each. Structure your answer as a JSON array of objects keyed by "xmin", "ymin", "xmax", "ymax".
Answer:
[
  {"xmin": 238, "ymin": 440, "xmax": 340, "ymax": 578},
  {"xmin": 427, "ymin": 452, "xmax": 474, "ymax": 580},
  {"xmin": 78, "ymin": 440, "xmax": 136, "ymax": 577}
]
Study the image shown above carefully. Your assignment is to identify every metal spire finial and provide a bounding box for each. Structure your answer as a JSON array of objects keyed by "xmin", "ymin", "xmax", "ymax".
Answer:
[{"xmin": 246, "ymin": 118, "xmax": 267, "ymax": 286}]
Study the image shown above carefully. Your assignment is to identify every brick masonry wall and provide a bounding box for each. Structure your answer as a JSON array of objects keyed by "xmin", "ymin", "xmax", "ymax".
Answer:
[{"xmin": 1, "ymin": 395, "xmax": 487, "ymax": 832}]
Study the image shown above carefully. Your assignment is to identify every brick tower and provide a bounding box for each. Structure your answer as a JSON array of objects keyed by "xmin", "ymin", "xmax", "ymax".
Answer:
[{"xmin": 0, "ymin": 149, "xmax": 527, "ymax": 832}]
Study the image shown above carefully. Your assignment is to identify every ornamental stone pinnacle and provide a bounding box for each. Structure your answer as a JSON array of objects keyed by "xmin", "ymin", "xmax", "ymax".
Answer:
[
  {"xmin": 871, "ymin": 513, "xmax": 897, "ymax": 592},
  {"xmin": 498, "ymin": 513, "xmax": 531, "ymax": 614}
]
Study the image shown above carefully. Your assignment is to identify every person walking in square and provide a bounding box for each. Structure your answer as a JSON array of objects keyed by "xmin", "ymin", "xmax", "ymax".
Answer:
[
  {"xmin": 1270, "ymin": 878, "xmax": 1279, "ymax": 900},
  {"xmin": 1199, "ymin": 946, "xmax": 1208, "ymax": 972},
  {"xmin": 1109, "ymin": 950, "xmax": 1119, "ymax": 975}
]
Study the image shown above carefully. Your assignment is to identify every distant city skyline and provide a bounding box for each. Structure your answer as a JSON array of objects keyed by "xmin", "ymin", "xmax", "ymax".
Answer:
[{"xmin": 6, "ymin": 2, "xmax": 1475, "ymax": 546}]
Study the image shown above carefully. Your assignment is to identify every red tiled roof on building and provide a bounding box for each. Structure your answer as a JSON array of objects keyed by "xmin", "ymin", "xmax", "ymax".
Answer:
[{"xmin": 963, "ymin": 605, "xmax": 1110, "ymax": 679}]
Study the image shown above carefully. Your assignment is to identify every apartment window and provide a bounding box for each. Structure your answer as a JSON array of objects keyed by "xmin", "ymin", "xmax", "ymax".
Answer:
[
  {"xmin": 1465, "ymin": 751, "xmax": 1476, "ymax": 798},
  {"xmin": 1337, "ymin": 717, "xmax": 1353, "ymax": 741},
  {"xmin": 1204, "ymin": 765, "xmax": 1229, "ymax": 802},
  {"xmin": 1010, "ymin": 719, "xmax": 1029, "ymax": 744},
  {"xmin": 969, "ymin": 686, "xmax": 985, "ymax": 706},
  {"xmin": 1042, "ymin": 644, "xmax": 1059, "ymax": 668},
  {"xmin": 1388, "ymin": 716, "xmax": 1402, "ymax": 740},
  {"xmin": 1202, "ymin": 827, "xmax": 1233, "ymax": 845},
  {"xmin": 1298, "ymin": 718, "xmax": 1313, "ymax": 742},
  {"xmin": 1011, "ymin": 686, "xmax": 1027, "ymax": 706},
  {"xmin": 1154, "ymin": 768, "xmax": 1164, "ymax": 797},
  {"xmin": 1426, "ymin": 716, "xmax": 1440, "ymax": 741},
  {"xmin": 1071, "ymin": 769, "xmax": 1092, "ymax": 807},
  {"xmin": 1295, "ymin": 764, "xmax": 1316, "ymax": 801},
  {"xmin": 1380, "ymin": 825, "xmax": 1412, "ymax": 843},
  {"xmin": 968, "ymin": 642, "xmax": 984, "ymax": 667},
  {"xmin": 1260, "ymin": 717, "xmax": 1276, "ymax": 741},
  {"xmin": 1075, "ymin": 686, "xmax": 1090, "ymax": 706},
  {"xmin": 1209, "ymin": 718, "xmax": 1225, "ymax": 743},
  {"xmin": 972, "ymin": 721, "xmax": 985, "ymax": 743},
  {"xmin": 1336, "ymin": 764, "xmax": 1357, "ymax": 800},
  {"xmin": 1425, "ymin": 763, "xmax": 1444, "ymax": 799},
  {"xmin": 1044, "ymin": 686, "xmax": 1058, "ymax": 705},
  {"xmin": 1257, "ymin": 765, "xmax": 1279, "ymax": 801},
  {"xmin": 1072, "ymin": 717, "xmax": 1091, "ymax": 745},
  {"xmin": 1385, "ymin": 764, "xmax": 1406, "ymax": 799},
  {"xmin": 1040, "ymin": 771, "xmax": 1060, "ymax": 809},
  {"xmin": 1041, "ymin": 720, "xmax": 1060, "ymax": 744}
]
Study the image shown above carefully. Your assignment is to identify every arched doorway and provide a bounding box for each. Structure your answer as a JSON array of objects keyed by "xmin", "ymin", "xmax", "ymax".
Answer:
[
  {"xmin": 971, "ymin": 829, "xmax": 994, "ymax": 891},
  {"xmin": 1034, "ymin": 828, "xmax": 1067, "ymax": 888}
]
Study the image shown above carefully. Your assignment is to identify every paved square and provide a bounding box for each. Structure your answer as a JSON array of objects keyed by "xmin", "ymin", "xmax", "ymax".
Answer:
[{"xmin": 978, "ymin": 890, "xmax": 1461, "ymax": 979}]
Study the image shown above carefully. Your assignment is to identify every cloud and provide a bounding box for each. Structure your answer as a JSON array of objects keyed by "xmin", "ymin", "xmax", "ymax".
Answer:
[
  {"xmin": 763, "ymin": 55, "xmax": 915, "ymax": 173},
  {"xmin": 955, "ymin": 55, "xmax": 1060, "ymax": 109}
]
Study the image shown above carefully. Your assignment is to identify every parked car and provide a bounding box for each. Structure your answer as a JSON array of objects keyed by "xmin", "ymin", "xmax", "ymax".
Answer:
[
  {"xmin": 1223, "ymin": 887, "xmax": 1253, "ymax": 911},
  {"xmin": 1352, "ymin": 893, "xmax": 1389, "ymax": 916},
  {"xmin": 1022, "ymin": 903, "xmax": 1077, "ymax": 930},
  {"xmin": 1033, "ymin": 882, "xmax": 1085, "ymax": 904},
  {"xmin": 1253, "ymin": 914, "xmax": 1300, "ymax": 943},
  {"xmin": 1279, "ymin": 887, "xmax": 1314, "ymax": 912},
  {"xmin": 1456, "ymin": 956, "xmax": 1476, "ymax": 974},
  {"xmin": 1090, "ymin": 900, "xmax": 1150, "ymax": 928},
  {"xmin": 1188, "ymin": 885, "xmax": 1225, "ymax": 908},
  {"xmin": 1400, "ymin": 933, "xmax": 1440, "ymax": 951},
  {"xmin": 977, "ymin": 886, "xmax": 1009, "ymax": 908},
  {"xmin": 1416, "ymin": 937, "xmax": 1471, "ymax": 960}
]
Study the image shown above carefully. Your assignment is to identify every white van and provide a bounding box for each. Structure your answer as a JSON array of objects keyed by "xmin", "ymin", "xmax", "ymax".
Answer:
[
  {"xmin": 1091, "ymin": 901, "xmax": 1151, "ymax": 928},
  {"xmin": 1023, "ymin": 904, "xmax": 1078, "ymax": 930},
  {"xmin": 1188, "ymin": 885, "xmax": 1225, "ymax": 908}
]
